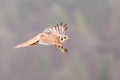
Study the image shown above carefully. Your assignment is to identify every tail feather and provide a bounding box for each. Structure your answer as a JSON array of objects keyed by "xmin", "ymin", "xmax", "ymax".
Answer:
[{"xmin": 14, "ymin": 35, "xmax": 40, "ymax": 48}]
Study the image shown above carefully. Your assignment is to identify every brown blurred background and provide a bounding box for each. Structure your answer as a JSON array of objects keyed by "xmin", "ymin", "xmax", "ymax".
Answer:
[{"xmin": 0, "ymin": 0, "xmax": 120, "ymax": 80}]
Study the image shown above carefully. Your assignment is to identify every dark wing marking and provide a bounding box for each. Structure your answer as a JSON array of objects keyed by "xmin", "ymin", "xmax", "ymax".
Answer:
[
  {"xmin": 43, "ymin": 23, "xmax": 68, "ymax": 34},
  {"xmin": 54, "ymin": 45, "xmax": 68, "ymax": 53}
]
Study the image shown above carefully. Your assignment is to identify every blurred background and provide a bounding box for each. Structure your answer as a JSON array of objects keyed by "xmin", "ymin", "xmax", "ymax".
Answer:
[{"xmin": 0, "ymin": 0, "xmax": 120, "ymax": 80}]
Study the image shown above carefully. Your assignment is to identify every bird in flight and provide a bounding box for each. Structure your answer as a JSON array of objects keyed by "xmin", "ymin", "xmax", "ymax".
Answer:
[{"xmin": 14, "ymin": 23, "xmax": 69, "ymax": 53}]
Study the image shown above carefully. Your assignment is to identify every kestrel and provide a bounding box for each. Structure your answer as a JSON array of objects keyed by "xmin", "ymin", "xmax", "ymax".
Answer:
[{"xmin": 14, "ymin": 23, "xmax": 69, "ymax": 53}]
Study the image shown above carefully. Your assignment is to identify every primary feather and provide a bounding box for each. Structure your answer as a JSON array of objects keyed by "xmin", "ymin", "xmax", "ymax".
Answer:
[
  {"xmin": 43, "ymin": 22, "xmax": 68, "ymax": 34},
  {"xmin": 14, "ymin": 35, "xmax": 40, "ymax": 48}
]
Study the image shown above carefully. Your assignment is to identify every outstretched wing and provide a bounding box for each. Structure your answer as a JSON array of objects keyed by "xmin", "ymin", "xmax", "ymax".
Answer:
[
  {"xmin": 14, "ymin": 35, "xmax": 40, "ymax": 48},
  {"xmin": 43, "ymin": 23, "xmax": 68, "ymax": 34}
]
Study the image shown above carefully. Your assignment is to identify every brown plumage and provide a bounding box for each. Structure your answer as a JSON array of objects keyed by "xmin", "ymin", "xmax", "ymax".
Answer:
[{"xmin": 14, "ymin": 23, "xmax": 69, "ymax": 53}]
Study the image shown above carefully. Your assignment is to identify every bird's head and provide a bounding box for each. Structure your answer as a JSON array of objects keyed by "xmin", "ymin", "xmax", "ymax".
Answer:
[{"xmin": 60, "ymin": 34, "xmax": 69, "ymax": 43}]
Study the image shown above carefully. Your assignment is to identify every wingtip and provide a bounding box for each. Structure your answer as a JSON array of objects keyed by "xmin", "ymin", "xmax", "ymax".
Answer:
[
  {"xmin": 60, "ymin": 22, "xmax": 63, "ymax": 26},
  {"xmin": 14, "ymin": 45, "xmax": 22, "ymax": 49},
  {"xmin": 62, "ymin": 48, "xmax": 68, "ymax": 53},
  {"xmin": 14, "ymin": 46, "xmax": 19, "ymax": 49}
]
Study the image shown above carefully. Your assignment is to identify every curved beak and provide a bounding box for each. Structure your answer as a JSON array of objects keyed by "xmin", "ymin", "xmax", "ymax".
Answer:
[{"xmin": 67, "ymin": 37, "xmax": 70, "ymax": 40}]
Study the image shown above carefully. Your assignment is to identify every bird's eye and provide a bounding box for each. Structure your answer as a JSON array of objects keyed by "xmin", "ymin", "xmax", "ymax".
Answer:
[{"xmin": 64, "ymin": 36, "xmax": 67, "ymax": 39}]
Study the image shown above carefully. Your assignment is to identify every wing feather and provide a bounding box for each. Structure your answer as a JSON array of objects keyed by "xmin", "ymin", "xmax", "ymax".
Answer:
[
  {"xmin": 43, "ymin": 23, "xmax": 68, "ymax": 34},
  {"xmin": 14, "ymin": 35, "xmax": 40, "ymax": 48}
]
